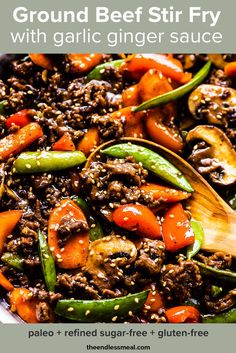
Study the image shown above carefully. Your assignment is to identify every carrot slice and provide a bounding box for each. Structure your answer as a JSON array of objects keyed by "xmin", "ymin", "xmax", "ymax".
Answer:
[
  {"xmin": 0, "ymin": 122, "xmax": 43, "ymax": 160},
  {"xmin": 0, "ymin": 272, "xmax": 14, "ymax": 291},
  {"xmin": 9, "ymin": 288, "xmax": 40, "ymax": 323},
  {"xmin": 68, "ymin": 54, "xmax": 103, "ymax": 74},
  {"xmin": 122, "ymin": 84, "xmax": 140, "ymax": 107},
  {"xmin": 29, "ymin": 54, "xmax": 54, "ymax": 70},
  {"xmin": 77, "ymin": 128, "xmax": 100, "ymax": 156},
  {"xmin": 224, "ymin": 61, "xmax": 236, "ymax": 77},
  {"xmin": 0, "ymin": 210, "xmax": 22, "ymax": 254},
  {"xmin": 140, "ymin": 183, "xmax": 191, "ymax": 203},
  {"xmin": 52, "ymin": 133, "xmax": 75, "ymax": 151},
  {"xmin": 5, "ymin": 109, "xmax": 33, "ymax": 129},
  {"xmin": 48, "ymin": 199, "xmax": 89, "ymax": 269}
]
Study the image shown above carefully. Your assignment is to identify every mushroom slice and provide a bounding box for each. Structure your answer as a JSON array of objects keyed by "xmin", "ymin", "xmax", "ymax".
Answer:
[
  {"xmin": 85, "ymin": 235, "xmax": 137, "ymax": 290},
  {"xmin": 187, "ymin": 125, "xmax": 236, "ymax": 186},
  {"xmin": 188, "ymin": 84, "xmax": 236, "ymax": 126}
]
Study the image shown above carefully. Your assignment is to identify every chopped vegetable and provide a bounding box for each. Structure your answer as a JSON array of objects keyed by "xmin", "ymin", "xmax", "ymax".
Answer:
[
  {"xmin": 202, "ymin": 308, "xmax": 236, "ymax": 323},
  {"xmin": 1, "ymin": 252, "xmax": 24, "ymax": 271},
  {"xmin": 67, "ymin": 54, "xmax": 103, "ymax": 74},
  {"xmin": 52, "ymin": 133, "xmax": 75, "ymax": 151},
  {"xmin": 101, "ymin": 143, "xmax": 193, "ymax": 192},
  {"xmin": 29, "ymin": 54, "xmax": 54, "ymax": 70},
  {"xmin": 194, "ymin": 261, "xmax": 236, "ymax": 283},
  {"xmin": 186, "ymin": 220, "xmax": 204, "ymax": 259},
  {"xmin": 113, "ymin": 204, "xmax": 162, "ymax": 239},
  {"xmin": 122, "ymin": 54, "xmax": 192, "ymax": 83},
  {"xmin": 224, "ymin": 61, "xmax": 236, "ymax": 77},
  {"xmin": 0, "ymin": 123, "xmax": 43, "ymax": 161},
  {"xmin": 74, "ymin": 197, "xmax": 104, "ymax": 241},
  {"xmin": 162, "ymin": 203, "xmax": 195, "ymax": 252},
  {"xmin": 140, "ymin": 183, "xmax": 191, "ymax": 203},
  {"xmin": 9, "ymin": 288, "xmax": 40, "ymax": 323},
  {"xmin": 87, "ymin": 59, "xmax": 124, "ymax": 81},
  {"xmin": 0, "ymin": 100, "xmax": 7, "ymax": 114},
  {"xmin": 0, "ymin": 271, "xmax": 14, "ymax": 291},
  {"xmin": 134, "ymin": 61, "xmax": 211, "ymax": 112},
  {"xmin": 165, "ymin": 306, "xmax": 200, "ymax": 323},
  {"xmin": 13, "ymin": 151, "xmax": 86, "ymax": 173},
  {"xmin": 144, "ymin": 285, "xmax": 164, "ymax": 313},
  {"xmin": 48, "ymin": 199, "xmax": 89, "ymax": 269},
  {"xmin": 122, "ymin": 84, "xmax": 139, "ymax": 106},
  {"xmin": 0, "ymin": 210, "xmax": 22, "ymax": 255},
  {"xmin": 5, "ymin": 109, "xmax": 33, "ymax": 129},
  {"xmin": 77, "ymin": 128, "xmax": 100, "ymax": 156},
  {"xmin": 38, "ymin": 230, "xmax": 57, "ymax": 292},
  {"xmin": 55, "ymin": 290, "xmax": 149, "ymax": 322}
]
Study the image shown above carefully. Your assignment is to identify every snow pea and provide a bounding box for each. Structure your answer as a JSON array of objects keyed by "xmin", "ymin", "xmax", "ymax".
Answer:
[
  {"xmin": 55, "ymin": 290, "xmax": 149, "ymax": 322},
  {"xmin": 74, "ymin": 197, "xmax": 104, "ymax": 241},
  {"xmin": 1, "ymin": 252, "xmax": 24, "ymax": 271},
  {"xmin": 87, "ymin": 59, "xmax": 124, "ymax": 81},
  {"xmin": 194, "ymin": 260, "xmax": 236, "ymax": 284},
  {"xmin": 101, "ymin": 143, "xmax": 193, "ymax": 192},
  {"xmin": 186, "ymin": 220, "xmax": 204, "ymax": 259},
  {"xmin": 38, "ymin": 230, "xmax": 56, "ymax": 292},
  {"xmin": 202, "ymin": 307, "xmax": 236, "ymax": 323},
  {"xmin": 13, "ymin": 151, "xmax": 86, "ymax": 173},
  {"xmin": 134, "ymin": 61, "xmax": 211, "ymax": 112}
]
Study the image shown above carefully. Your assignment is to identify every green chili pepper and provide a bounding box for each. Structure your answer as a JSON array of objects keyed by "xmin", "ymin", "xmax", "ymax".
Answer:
[
  {"xmin": 134, "ymin": 61, "xmax": 211, "ymax": 112},
  {"xmin": 194, "ymin": 260, "xmax": 236, "ymax": 284},
  {"xmin": 87, "ymin": 60, "xmax": 124, "ymax": 81},
  {"xmin": 74, "ymin": 197, "xmax": 104, "ymax": 241},
  {"xmin": 226, "ymin": 192, "xmax": 236, "ymax": 210},
  {"xmin": 186, "ymin": 220, "xmax": 204, "ymax": 259},
  {"xmin": 55, "ymin": 290, "xmax": 148, "ymax": 322},
  {"xmin": 101, "ymin": 143, "xmax": 193, "ymax": 192},
  {"xmin": 1, "ymin": 252, "xmax": 24, "ymax": 271},
  {"xmin": 202, "ymin": 307, "xmax": 236, "ymax": 323},
  {"xmin": 38, "ymin": 230, "xmax": 57, "ymax": 292},
  {"xmin": 0, "ymin": 100, "xmax": 7, "ymax": 114},
  {"xmin": 13, "ymin": 151, "xmax": 86, "ymax": 174}
]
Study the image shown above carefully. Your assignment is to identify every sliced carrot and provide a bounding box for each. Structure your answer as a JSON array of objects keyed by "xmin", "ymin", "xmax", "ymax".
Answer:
[
  {"xmin": 0, "ymin": 122, "xmax": 43, "ymax": 160},
  {"xmin": 123, "ymin": 54, "xmax": 192, "ymax": 83},
  {"xmin": 111, "ymin": 106, "xmax": 145, "ymax": 127},
  {"xmin": 77, "ymin": 128, "xmax": 100, "ymax": 156},
  {"xmin": 124, "ymin": 123, "xmax": 146, "ymax": 139},
  {"xmin": 122, "ymin": 84, "xmax": 140, "ymax": 107},
  {"xmin": 0, "ymin": 272, "xmax": 14, "ymax": 291},
  {"xmin": 67, "ymin": 54, "xmax": 103, "ymax": 74},
  {"xmin": 0, "ymin": 210, "xmax": 22, "ymax": 255},
  {"xmin": 224, "ymin": 61, "xmax": 236, "ymax": 77},
  {"xmin": 140, "ymin": 183, "xmax": 191, "ymax": 203},
  {"xmin": 29, "ymin": 54, "xmax": 54, "ymax": 70},
  {"xmin": 48, "ymin": 199, "xmax": 89, "ymax": 269},
  {"xmin": 52, "ymin": 133, "xmax": 75, "ymax": 151},
  {"xmin": 9, "ymin": 288, "xmax": 40, "ymax": 323}
]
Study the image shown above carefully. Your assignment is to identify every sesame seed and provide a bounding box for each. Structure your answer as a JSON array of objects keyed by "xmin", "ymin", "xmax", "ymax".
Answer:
[
  {"xmin": 114, "ymin": 305, "xmax": 120, "ymax": 311},
  {"xmin": 128, "ymin": 311, "xmax": 133, "ymax": 316},
  {"xmin": 85, "ymin": 310, "xmax": 91, "ymax": 316},
  {"xmin": 112, "ymin": 316, "xmax": 118, "ymax": 322},
  {"xmin": 26, "ymin": 164, "xmax": 31, "ymax": 169},
  {"xmin": 134, "ymin": 298, "xmax": 139, "ymax": 303},
  {"xmin": 67, "ymin": 307, "xmax": 74, "ymax": 312}
]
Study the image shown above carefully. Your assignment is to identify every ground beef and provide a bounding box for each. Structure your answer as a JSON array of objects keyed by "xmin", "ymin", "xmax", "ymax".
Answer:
[
  {"xmin": 57, "ymin": 273, "xmax": 100, "ymax": 299},
  {"xmin": 197, "ymin": 251, "xmax": 232, "ymax": 270},
  {"xmin": 57, "ymin": 215, "xmax": 89, "ymax": 246},
  {"xmin": 36, "ymin": 302, "xmax": 54, "ymax": 323},
  {"xmin": 204, "ymin": 288, "xmax": 236, "ymax": 313},
  {"xmin": 160, "ymin": 259, "xmax": 202, "ymax": 303},
  {"xmin": 135, "ymin": 239, "xmax": 165, "ymax": 276}
]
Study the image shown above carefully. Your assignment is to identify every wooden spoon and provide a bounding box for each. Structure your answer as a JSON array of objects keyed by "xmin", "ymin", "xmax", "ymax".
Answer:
[{"xmin": 86, "ymin": 138, "xmax": 236, "ymax": 256}]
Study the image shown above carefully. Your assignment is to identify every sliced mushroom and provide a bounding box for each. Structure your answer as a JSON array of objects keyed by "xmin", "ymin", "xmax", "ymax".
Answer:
[
  {"xmin": 84, "ymin": 235, "xmax": 137, "ymax": 290},
  {"xmin": 187, "ymin": 125, "xmax": 236, "ymax": 186},
  {"xmin": 188, "ymin": 84, "xmax": 236, "ymax": 126}
]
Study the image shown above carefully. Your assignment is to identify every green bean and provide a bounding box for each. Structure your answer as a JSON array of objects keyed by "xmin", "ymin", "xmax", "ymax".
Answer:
[
  {"xmin": 1, "ymin": 252, "xmax": 24, "ymax": 271},
  {"xmin": 194, "ymin": 260, "xmax": 236, "ymax": 283},
  {"xmin": 101, "ymin": 143, "xmax": 193, "ymax": 192},
  {"xmin": 13, "ymin": 151, "xmax": 86, "ymax": 173},
  {"xmin": 186, "ymin": 220, "xmax": 204, "ymax": 259},
  {"xmin": 87, "ymin": 60, "xmax": 124, "ymax": 81},
  {"xmin": 55, "ymin": 290, "xmax": 149, "ymax": 322},
  {"xmin": 202, "ymin": 307, "xmax": 236, "ymax": 323}
]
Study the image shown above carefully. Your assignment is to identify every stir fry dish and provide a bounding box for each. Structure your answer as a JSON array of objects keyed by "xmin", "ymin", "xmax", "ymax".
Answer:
[{"xmin": 0, "ymin": 53, "xmax": 236, "ymax": 323}]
